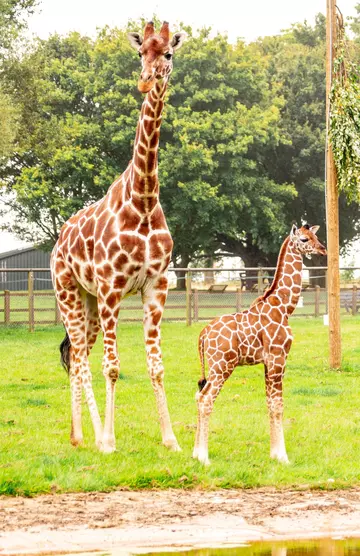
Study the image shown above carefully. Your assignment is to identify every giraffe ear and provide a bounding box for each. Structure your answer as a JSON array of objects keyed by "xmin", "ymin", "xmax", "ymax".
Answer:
[
  {"xmin": 128, "ymin": 32, "xmax": 143, "ymax": 50},
  {"xmin": 290, "ymin": 224, "xmax": 298, "ymax": 238},
  {"xmin": 310, "ymin": 225, "xmax": 320, "ymax": 235},
  {"xmin": 170, "ymin": 32, "xmax": 186, "ymax": 51}
]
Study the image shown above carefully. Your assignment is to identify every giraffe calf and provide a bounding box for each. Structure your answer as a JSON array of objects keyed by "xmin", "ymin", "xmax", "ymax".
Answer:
[{"xmin": 193, "ymin": 224, "xmax": 326, "ymax": 466}]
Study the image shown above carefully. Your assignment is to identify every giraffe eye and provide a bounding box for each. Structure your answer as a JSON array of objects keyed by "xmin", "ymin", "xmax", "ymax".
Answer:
[
  {"xmin": 300, "ymin": 237, "xmax": 309, "ymax": 243},
  {"xmin": 164, "ymin": 52, "xmax": 172, "ymax": 60},
  {"xmin": 138, "ymin": 52, "xmax": 142, "ymax": 58}
]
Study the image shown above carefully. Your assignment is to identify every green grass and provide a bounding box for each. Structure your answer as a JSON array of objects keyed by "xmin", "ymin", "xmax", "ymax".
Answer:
[{"xmin": 1, "ymin": 316, "xmax": 360, "ymax": 495}]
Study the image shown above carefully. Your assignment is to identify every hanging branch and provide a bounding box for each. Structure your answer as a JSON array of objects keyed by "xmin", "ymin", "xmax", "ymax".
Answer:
[{"xmin": 329, "ymin": 12, "xmax": 360, "ymax": 202}]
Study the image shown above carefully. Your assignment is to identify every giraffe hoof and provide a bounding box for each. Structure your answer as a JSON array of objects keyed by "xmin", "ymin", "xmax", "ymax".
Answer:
[
  {"xmin": 271, "ymin": 453, "xmax": 289, "ymax": 464},
  {"xmin": 163, "ymin": 438, "xmax": 181, "ymax": 452},
  {"xmin": 99, "ymin": 443, "xmax": 116, "ymax": 454},
  {"xmin": 70, "ymin": 437, "xmax": 83, "ymax": 447},
  {"xmin": 194, "ymin": 450, "xmax": 210, "ymax": 466},
  {"xmin": 99, "ymin": 435, "xmax": 116, "ymax": 453}
]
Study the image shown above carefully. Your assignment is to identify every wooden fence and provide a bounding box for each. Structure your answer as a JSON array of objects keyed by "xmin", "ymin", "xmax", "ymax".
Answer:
[{"xmin": 0, "ymin": 267, "xmax": 359, "ymax": 330}]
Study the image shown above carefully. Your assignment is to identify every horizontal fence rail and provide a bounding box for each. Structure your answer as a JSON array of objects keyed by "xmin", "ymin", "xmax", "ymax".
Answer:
[{"xmin": 0, "ymin": 267, "xmax": 359, "ymax": 330}]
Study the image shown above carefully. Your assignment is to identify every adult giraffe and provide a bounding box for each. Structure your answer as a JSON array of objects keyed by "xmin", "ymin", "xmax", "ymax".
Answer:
[
  {"xmin": 193, "ymin": 224, "xmax": 327, "ymax": 466},
  {"xmin": 50, "ymin": 21, "xmax": 185, "ymax": 453}
]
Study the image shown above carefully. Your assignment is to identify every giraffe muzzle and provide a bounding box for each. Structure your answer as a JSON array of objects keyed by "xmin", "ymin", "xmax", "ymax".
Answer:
[
  {"xmin": 138, "ymin": 71, "xmax": 156, "ymax": 93},
  {"xmin": 138, "ymin": 78, "xmax": 155, "ymax": 93}
]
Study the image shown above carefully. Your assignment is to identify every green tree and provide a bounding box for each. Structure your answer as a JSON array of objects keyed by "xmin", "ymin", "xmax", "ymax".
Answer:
[
  {"xmin": 2, "ymin": 17, "xmax": 360, "ymax": 270},
  {"xmin": 255, "ymin": 15, "xmax": 360, "ymax": 268},
  {"xmin": 1, "ymin": 24, "xmax": 296, "ymax": 264},
  {"xmin": 0, "ymin": 0, "xmax": 37, "ymax": 159},
  {"xmin": 160, "ymin": 29, "xmax": 295, "ymax": 268}
]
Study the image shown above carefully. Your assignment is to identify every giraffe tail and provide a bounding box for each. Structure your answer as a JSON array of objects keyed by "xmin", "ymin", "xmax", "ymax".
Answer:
[
  {"xmin": 60, "ymin": 331, "xmax": 71, "ymax": 374},
  {"xmin": 198, "ymin": 328, "xmax": 207, "ymax": 392}
]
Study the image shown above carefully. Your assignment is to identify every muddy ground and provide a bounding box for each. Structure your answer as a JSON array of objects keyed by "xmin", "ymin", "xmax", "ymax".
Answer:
[{"xmin": 1, "ymin": 488, "xmax": 360, "ymax": 554}]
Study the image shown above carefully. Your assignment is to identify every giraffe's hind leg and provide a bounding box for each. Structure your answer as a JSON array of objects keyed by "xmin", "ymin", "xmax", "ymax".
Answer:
[
  {"xmin": 56, "ymin": 281, "xmax": 88, "ymax": 447},
  {"xmin": 55, "ymin": 269, "xmax": 102, "ymax": 448},
  {"xmin": 83, "ymin": 294, "xmax": 103, "ymax": 448},
  {"xmin": 194, "ymin": 363, "xmax": 234, "ymax": 465}
]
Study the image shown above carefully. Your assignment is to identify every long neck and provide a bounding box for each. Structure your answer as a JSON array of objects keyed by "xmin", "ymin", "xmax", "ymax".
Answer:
[
  {"xmin": 129, "ymin": 79, "xmax": 168, "ymax": 201},
  {"xmin": 258, "ymin": 237, "xmax": 303, "ymax": 315}
]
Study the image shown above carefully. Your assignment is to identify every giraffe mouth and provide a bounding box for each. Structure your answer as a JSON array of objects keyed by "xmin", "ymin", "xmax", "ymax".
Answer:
[{"xmin": 138, "ymin": 78, "xmax": 156, "ymax": 93}]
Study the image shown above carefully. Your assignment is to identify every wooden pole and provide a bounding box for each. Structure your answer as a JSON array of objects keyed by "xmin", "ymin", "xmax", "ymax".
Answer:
[
  {"xmin": 315, "ymin": 285, "xmax": 321, "ymax": 318},
  {"xmin": 236, "ymin": 285, "xmax": 242, "ymax": 313},
  {"xmin": 352, "ymin": 285, "xmax": 357, "ymax": 316},
  {"xmin": 186, "ymin": 271, "xmax": 192, "ymax": 326},
  {"xmin": 326, "ymin": 0, "xmax": 341, "ymax": 368},
  {"xmin": 28, "ymin": 270, "xmax": 35, "ymax": 332},
  {"xmin": 4, "ymin": 290, "xmax": 10, "ymax": 325},
  {"xmin": 193, "ymin": 288, "xmax": 199, "ymax": 322},
  {"xmin": 257, "ymin": 268, "xmax": 263, "ymax": 294}
]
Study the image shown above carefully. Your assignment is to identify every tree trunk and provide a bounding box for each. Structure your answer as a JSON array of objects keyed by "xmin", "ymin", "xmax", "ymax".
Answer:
[
  {"xmin": 173, "ymin": 254, "xmax": 191, "ymax": 291},
  {"xmin": 204, "ymin": 256, "xmax": 215, "ymax": 285}
]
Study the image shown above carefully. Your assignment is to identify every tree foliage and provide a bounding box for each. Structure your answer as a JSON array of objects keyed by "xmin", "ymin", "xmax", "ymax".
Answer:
[
  {"xmin": 1, "ymin": 15, "xmax": 360, "ymax": 266},
  {"xmin": 0, "ymin": 0, "xmax": 36, "ymax": 161},
  {"xmin": 0, "ymin": 0, "xmax": 37, "ymax": 51}
]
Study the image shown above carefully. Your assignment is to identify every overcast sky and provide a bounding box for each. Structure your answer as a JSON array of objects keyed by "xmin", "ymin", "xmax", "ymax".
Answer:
[
  {"xmin": 27, "ymin": 0, "xmax": 358, "ymax": 43},
  {"xmin": 1, "ymin": 0, "xmax": 359, "ymax": 254}
]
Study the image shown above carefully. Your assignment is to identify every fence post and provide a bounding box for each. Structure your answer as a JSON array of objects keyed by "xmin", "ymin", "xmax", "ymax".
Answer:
[
  {"xmin": 315, "ymin": 285, "xmax": 320, "ymax": 318},
  {"xmin": 28, "ymin": 270, "xmax": 35, "ymax": 332},
  {"xmin": 236, "ymin": 286, "xmax": 242, "ymax": 313},
  {"xmin": 257, "ymin": 268, "xmax": 263, "ymax": 293},
  {"xmin": 193, "ymin": 288, "xmax": 199, "ymax": 322},
  {"xmin": 4, "ymin": 290, "xmax": 10, "ymax": 325},
  {"xmin": 352, "ymin": 285, "xmax": 357, "ymax": 316},
  {"xmin": 186, "ymin": 270, "xmax": 192, "ymax": 326},
  {"xmin": 55, "ymin": 299, "xmax": 62, "ymax": 325}
]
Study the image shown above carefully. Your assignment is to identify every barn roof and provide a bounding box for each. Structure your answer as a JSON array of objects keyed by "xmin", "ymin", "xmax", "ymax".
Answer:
[{"xmin": 0, "ymin": 246, "xmax": 37, "ymax": 260}]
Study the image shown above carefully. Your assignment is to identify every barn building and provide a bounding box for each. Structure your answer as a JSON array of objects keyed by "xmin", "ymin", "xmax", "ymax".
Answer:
[{"xmin": 0, "ymin": 246, "xmax": 52, "ymax": 291}]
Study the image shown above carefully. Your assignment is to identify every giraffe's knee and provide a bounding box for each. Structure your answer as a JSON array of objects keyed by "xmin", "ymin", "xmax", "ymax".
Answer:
[
  {"xmin": 149, "ymin": 363, "xmax": 164, "ymax": 382},
  {"xmin": 103, "ymin": 357, "xmax": 120, "ymax": 383},
  {"xmin": 104, "ymin": 367, "xmax": 119, "ymax": 383}
]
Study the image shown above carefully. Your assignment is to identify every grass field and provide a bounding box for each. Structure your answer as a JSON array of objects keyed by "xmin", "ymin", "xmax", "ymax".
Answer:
[{"xmin": 1, "ymin": 316, "xmax": 360, "ymax": 496}]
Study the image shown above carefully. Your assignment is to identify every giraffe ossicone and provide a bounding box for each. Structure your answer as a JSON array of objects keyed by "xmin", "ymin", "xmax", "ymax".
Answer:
[
  {"xmin": 51, "ymin": 21, "xmax": 185, "ymax": 454},
  {"xmin": 193, "ymin": 224, "xmax": 327, "ymax": 466}
]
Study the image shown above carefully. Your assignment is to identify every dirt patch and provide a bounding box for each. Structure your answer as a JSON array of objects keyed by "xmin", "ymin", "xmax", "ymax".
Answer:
[{"xmin": 1, "ymin": 488, "xmax": 360, "ymax": 554}]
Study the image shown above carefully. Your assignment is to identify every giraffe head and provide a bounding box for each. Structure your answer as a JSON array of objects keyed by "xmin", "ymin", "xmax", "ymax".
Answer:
[
  {"xmin": 290, "ymin": 224, "xmax": 327, "ymax": 259},
  {"xmin": 128, "ymin": 21, "xmax": 186, "ymax": 93}
]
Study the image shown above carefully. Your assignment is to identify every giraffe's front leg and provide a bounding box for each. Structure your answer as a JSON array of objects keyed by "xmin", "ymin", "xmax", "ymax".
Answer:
[
  {"xmin": 142, "ymin": 278, "xmax": 180, "ymax": 451},
  {"xmin": 98, "ymin": 291, "xmax": 121, "ymax": 454},
  {"xmin": 264, "ymin": 357, "xmax": 289, "ymax": 464}
]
